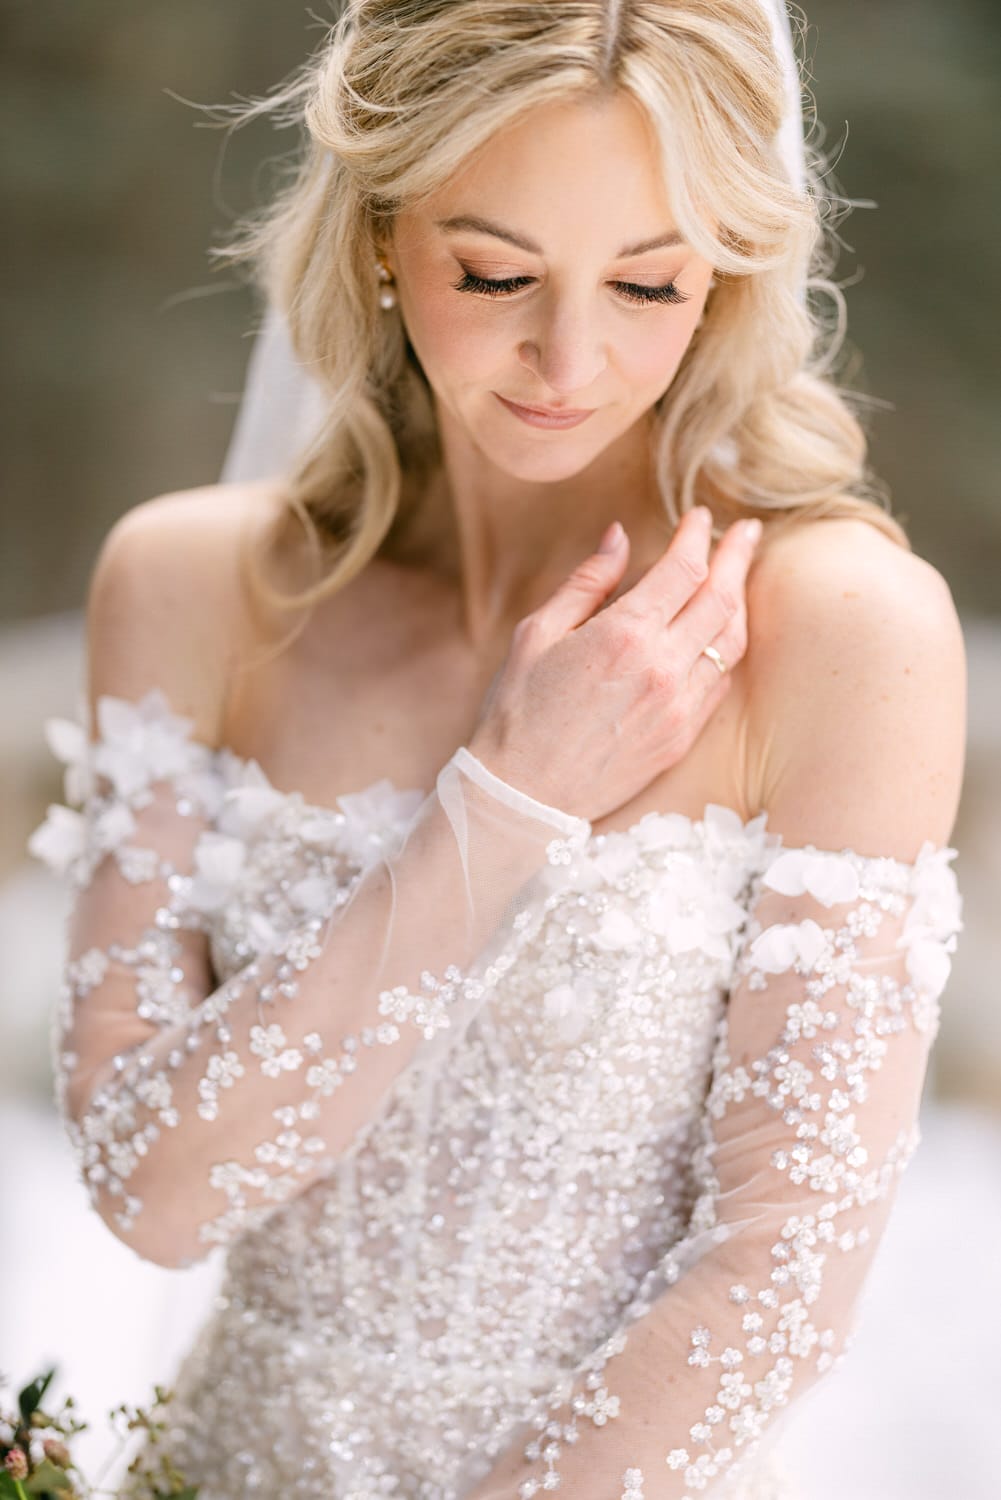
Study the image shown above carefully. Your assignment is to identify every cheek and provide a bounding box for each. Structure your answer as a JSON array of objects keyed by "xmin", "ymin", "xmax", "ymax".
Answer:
[
  {"xmin": 400, "ymin": 277, "xmax": 701, "ymax": 397},
  {"xmin": 401, "ymin": 284, "xmax": 509, "ymax": 384},
  {"xmin": 625, "ymin": 315, "xmax": 698, "ymax": 393}
]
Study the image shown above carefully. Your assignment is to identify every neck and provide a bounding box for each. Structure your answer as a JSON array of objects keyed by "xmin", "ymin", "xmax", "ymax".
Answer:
[{"xmin": 396, "ymin": 399, "xmax": 677, "ymax": 653}]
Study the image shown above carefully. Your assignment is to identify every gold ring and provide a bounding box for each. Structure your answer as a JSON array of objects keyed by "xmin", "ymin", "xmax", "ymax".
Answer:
[{"xmin": 701, "ymin": 644, "xmax": 728, "ymax": 675}]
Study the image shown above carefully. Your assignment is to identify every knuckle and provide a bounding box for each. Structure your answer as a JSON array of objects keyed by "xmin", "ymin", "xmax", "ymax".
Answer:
[
  {"xmin": 713, "ymin": 579, "xmax": 740, "ymax": 618},
  {"xmin": 571, "ymin": 558, "xmax": 610, "ymax": 592},
  {"xmin": 610, "ymin": 617, "xmax": 643, "ymax": 655},
  {"xmin": 677, "ymin": 551, "xmax": 710, "ymax": 588},
  {"xmin": 721, "ymin": 608, "xmax": 748, "ymax": 656},
  {"xmin": 512, "ymin": 613, "xmax": 542, "ymax": 647},
  {"xmin": 646, "ymin": 658, "xmax": 678, "ymax": 696}
]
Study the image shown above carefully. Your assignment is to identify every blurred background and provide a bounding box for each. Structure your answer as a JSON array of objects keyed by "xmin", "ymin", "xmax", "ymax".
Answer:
[{"xmin": 1, "ymin": 1, "xmax": 998, "ymax": 1495}]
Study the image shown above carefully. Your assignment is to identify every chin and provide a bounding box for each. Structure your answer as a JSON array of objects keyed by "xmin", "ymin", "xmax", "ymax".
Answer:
[
  {"xmin": 470, "ymin": 412, "xmax": 626, "ymax": 483},
  {"xmin": 482, "ymin": 438, "xmax": 607, "ymax": 485}
]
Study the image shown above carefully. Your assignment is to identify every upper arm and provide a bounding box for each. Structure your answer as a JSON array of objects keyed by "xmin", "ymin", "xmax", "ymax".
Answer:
[
  {"xmin": 743, "ymin": 519, "xmax": 967, "ymax": 860},
  {"xmin": 51, "ymin": 485, "xmax": 266, "ymax": 1121},
  {"xmin": 84, "ymin": 483, "xmax": 266, "ymax": 747}
]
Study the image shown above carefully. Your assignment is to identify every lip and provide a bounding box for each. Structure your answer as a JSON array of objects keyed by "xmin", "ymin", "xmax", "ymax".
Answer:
[{"xmin": 495, "ymin": 393, "xmax": 596, "ymax": 429}]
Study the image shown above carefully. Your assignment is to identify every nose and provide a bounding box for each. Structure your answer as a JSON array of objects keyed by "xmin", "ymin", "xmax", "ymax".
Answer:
[{"xmin": 517, "ymin": 299, "xmax": 609, "ymax": 397}]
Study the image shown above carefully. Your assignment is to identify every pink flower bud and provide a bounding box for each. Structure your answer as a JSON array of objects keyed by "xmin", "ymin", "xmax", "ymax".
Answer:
[
  {"xmin": 5, "ymin": 1445, "xmax": 29, "ymax": 1479},
  {"xmin": 43, "ymin": 1436, "xmax": 72, "ymax": 1467}
]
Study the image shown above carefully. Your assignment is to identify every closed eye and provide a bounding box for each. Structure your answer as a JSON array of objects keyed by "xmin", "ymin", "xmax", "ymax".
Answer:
[{"xmin": 451, "ymin": 269, "xmax": 692, "ymax": 306}]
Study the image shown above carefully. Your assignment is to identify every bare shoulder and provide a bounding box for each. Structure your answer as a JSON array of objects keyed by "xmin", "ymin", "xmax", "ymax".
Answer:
[
  {"xmin": 741, "ymin": 516, "xmax": 966, "ymax": 857},
  {"xmin": 85, "ymin": 479, "xmax": 288, "ymax": 745},
  {"xmin": 745, "ymin": 515, "xmax": 960, "ymax": 650}
]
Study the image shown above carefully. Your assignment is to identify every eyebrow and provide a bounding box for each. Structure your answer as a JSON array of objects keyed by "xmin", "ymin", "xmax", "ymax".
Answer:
[{"xmin": 434, "ymin": 213, "xmax": 685, "ymax": 257}]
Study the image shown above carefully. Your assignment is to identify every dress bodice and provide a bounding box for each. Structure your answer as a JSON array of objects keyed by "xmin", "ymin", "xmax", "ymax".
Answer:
[
  {"xmin": 27, "ymin": 687, "xmax": 963, "ymax": 1500},
  {"xmin": 199, "ymin": 757, "xmax": 770, "ymax": 1287},
  {"xmin": 171, "ymin": 732, "xmax": 776, "ymax": 1362}
]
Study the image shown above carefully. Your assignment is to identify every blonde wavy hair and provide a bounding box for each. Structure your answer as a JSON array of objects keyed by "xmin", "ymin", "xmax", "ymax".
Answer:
[{"xmin": 208, "ymin": 0, "xmax": 909, "ymax": 632}]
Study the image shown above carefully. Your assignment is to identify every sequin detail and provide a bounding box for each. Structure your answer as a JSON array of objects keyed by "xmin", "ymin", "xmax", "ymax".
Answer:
[{"xmin": 27, "ymin": 688, "xmax": 963, "ymax": 1499}]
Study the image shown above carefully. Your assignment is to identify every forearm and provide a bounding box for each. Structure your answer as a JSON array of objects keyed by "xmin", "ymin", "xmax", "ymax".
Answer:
[
  {"xmin": 463, "ymin": 1199, "xmax": 894, "ymax": 1500},
  {"xmin": 66, "ymin": 748, "xmax": 588, "ymax": 1267},
  {"xmin": 460, "ymin": 840, "xmax": 959, "ymax": 1500}
]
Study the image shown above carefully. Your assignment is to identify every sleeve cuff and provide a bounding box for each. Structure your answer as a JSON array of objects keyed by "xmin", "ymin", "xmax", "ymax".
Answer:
[{"xmin": 450, "ymin": 745, "xmax": 592, "ymax": 845}]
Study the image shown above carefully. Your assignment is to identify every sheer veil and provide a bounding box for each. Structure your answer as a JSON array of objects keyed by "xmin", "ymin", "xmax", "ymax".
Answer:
[{"xmin": 218, "ymin": 0, "xmax": 807, "ymax": 489}]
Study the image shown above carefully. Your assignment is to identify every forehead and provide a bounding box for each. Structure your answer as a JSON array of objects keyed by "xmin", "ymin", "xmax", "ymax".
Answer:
[{"xmin": 403, "ymin": 92, "xmax": 683, "ymax": 255}]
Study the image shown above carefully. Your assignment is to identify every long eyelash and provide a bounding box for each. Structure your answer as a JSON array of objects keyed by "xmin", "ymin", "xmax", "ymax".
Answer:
[
  {"xmin": 618, "ymin": 280, "xmax": 691, "ymax": 306},
  {"xmin": 452, "ymin": 271, "xmax": 535, "ymax": 298},
  {"xmin": 451, "ymin": 270, "xmax": 692, "ymax": 306}
]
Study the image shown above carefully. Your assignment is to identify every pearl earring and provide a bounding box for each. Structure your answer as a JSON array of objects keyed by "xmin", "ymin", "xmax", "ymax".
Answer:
[{"xmin": 375, "ymin": 258, "xmax": 397, "ymax": 310}]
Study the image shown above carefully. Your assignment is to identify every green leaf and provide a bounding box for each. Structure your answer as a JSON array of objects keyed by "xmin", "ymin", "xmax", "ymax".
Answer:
[
  {"xmin": 25, "ymin": 1459, "xmax": 71, "ymax": 1493},
  {"xmin": 0, "ymin": 1473, "xmax": 23, "ymax": 1499},
  {"xmin": 18, "ymin": 1368, "xmax": 57, "ymax": 1423}
]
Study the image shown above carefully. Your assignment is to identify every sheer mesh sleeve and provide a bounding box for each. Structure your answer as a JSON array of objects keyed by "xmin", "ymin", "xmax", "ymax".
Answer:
[
  {"xmin": 462, "ymin": 835, "xmax": 963, "ymax": 1500},
  {"xmin": 27, "ymin": 688, "xmax": 591, "ymax": 1269}
]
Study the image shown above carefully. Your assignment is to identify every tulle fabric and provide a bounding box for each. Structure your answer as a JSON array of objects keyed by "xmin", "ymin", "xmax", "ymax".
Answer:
[
  {"xmin": 28, "ymin": 686, "xmax": 962, "ymax": 1497},
  {"xmin": 462, "ymin": 839, "xmax": 961, "ymax": 1499},
  {"xmin": 28, "ymin": 687, "xmax": 590, "ymax": 1268}
]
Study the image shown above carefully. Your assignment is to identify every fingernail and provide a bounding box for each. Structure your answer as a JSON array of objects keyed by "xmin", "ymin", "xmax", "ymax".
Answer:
[
  {"xmin": 692, "ymin": 506, "xmax": 712, "ymax": 527},
  {"xmin": 744, "ymin": 519, "xmax": 763, "ymax": 544},
  {"xmin": 599, "ymin": 521, "xmax": 623, "ymax": 553}
]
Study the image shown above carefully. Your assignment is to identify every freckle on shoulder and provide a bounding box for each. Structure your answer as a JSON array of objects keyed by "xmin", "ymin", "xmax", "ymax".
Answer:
[{"xmin": 745, "ymin": 513, "xmax": 935, "ymax": 615}]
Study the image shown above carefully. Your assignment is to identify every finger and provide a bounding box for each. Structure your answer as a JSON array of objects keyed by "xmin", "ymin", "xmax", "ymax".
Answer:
[
  {"xmin": 528, "ymin": 521, "xmax": 631, "ymax": 643},
  {"xmin": 694, "ymin": 640, "xmax": 733, "ymax": 679},
  {"xmin": 665, "ymin": 518, "xmax": 760, "ymax": 670},
  {"xmin": 702, "ymin": 593, "xmax": 752, "ymax": 677},
  {"xmin": 695, "ymin": 663, "xmax": 733, "ymax": 729},
  {"xmin": 608, "ymin": 506, "xmax": 713, "ymax": 623},
  {"xmin": 687, "ymin": 582, "xmax": 751, "ymax": 687}
]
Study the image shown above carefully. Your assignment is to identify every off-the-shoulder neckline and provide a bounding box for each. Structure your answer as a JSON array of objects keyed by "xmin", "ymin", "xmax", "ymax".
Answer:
[
  {"xmin": 158, "ymin": 715, "xmax": 785, "ymax": 855},
  {"xmin": 71, "ymin": 688, "xmax": 958, "ymax": 874},
  {"xmin": 223, "ymin": 750, "xmax": 766, "ymax": 853}
]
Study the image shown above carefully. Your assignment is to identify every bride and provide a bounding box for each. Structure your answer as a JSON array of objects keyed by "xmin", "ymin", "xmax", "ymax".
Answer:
[{"xmin": 29, "ymin": 2, "xmax": 965, "ymax": 1496}]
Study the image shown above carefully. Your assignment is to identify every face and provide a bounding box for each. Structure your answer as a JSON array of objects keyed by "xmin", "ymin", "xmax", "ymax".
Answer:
[{"xmin": 384, "ymin": 91, "xmax": 716, "ymax": 484}]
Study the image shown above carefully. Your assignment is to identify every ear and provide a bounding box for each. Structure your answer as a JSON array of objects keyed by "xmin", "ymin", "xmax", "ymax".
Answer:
[{"xmin": 369, "ymin": 215, "xmax": 396, "ymax": 262}]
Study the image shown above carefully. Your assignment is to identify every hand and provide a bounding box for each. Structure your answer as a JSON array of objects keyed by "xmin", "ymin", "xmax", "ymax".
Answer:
[{"xmin": 466, "ymin": 507, "xmax": 762, "ymax": 822}]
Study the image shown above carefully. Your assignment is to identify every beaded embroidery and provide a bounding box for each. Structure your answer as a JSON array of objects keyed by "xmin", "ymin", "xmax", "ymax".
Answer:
[{"xmin": 28, "ymin": 687, "xmax": 962, "ymax": 1499}]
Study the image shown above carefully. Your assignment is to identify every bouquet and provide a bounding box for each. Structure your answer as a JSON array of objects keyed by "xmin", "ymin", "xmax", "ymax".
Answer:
[{"xmin": 0, "ymin": 1368, "xmax": 199, "ymax": 1499}]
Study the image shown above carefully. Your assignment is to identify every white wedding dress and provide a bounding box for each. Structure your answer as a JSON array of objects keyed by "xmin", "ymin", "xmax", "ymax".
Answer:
[{"xmin": 27, "ymin": 686, "xmax": 963, "ymax": 1500}]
